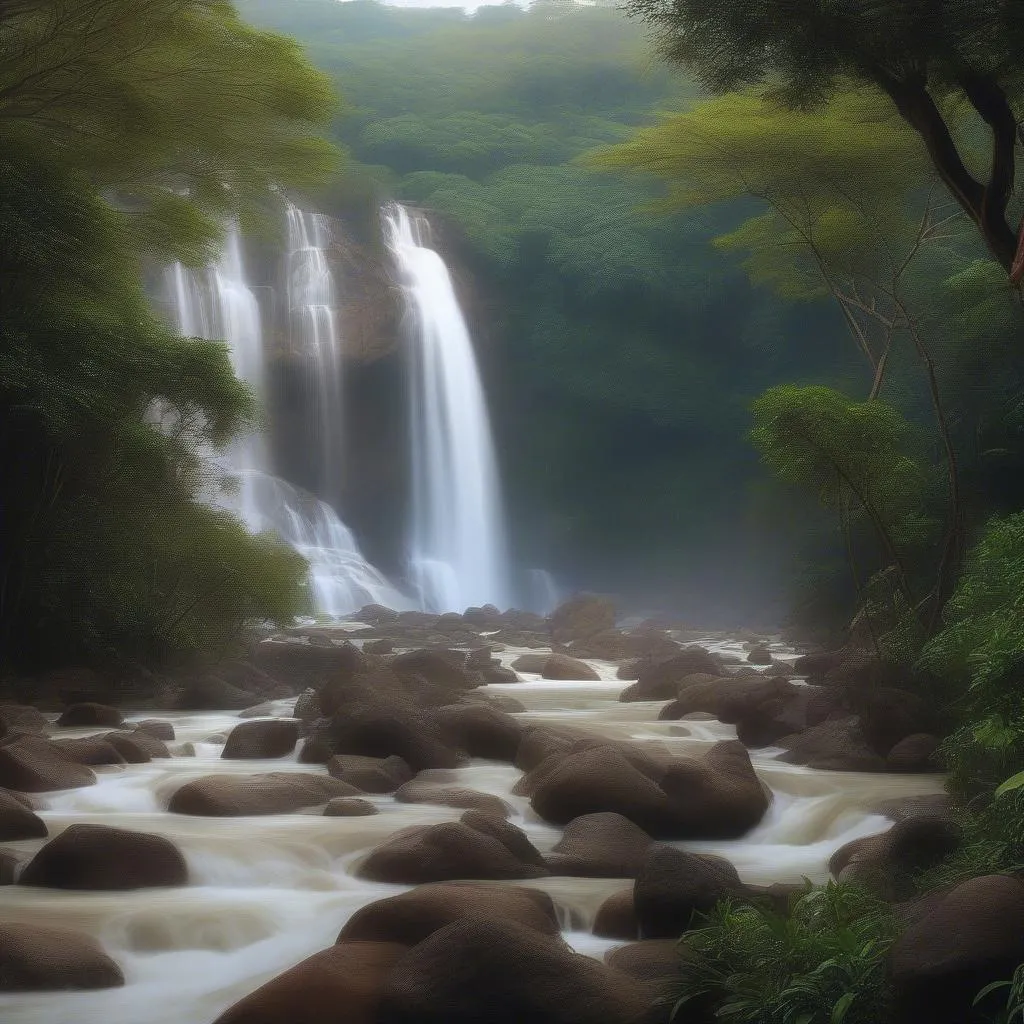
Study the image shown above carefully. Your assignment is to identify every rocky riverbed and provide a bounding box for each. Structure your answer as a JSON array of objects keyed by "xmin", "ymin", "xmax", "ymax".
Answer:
[{"xmin": 0, "ymin": 598, "xmax": 949, "ymax": 1023}]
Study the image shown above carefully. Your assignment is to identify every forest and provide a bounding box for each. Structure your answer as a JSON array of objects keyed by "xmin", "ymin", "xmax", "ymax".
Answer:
[{"xmin": 3, "ymin": 1, "xmax": 1024, "ymax": 1023}]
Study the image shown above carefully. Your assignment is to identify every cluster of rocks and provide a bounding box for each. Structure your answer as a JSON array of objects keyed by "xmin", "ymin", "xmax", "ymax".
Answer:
[{"xmin": 623, "ymin": 645, "xmax": 942, "ymax": 774}]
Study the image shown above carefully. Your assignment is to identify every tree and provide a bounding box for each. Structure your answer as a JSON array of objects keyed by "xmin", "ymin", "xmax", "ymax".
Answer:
[{"xmin": 626, "ymin": 0, "xmax": 1024, "ymax": 275}]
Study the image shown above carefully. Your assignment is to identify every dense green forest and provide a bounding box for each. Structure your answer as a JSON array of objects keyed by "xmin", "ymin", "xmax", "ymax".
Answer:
[{"xmin": 238, "ymin": 0, "xmax": 866, "ymax": 625}]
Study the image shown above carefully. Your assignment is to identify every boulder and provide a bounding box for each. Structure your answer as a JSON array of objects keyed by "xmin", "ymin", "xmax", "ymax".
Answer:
[
  {"xmin": 293, "ymin": 688, "xmax": 321, "ymax": 724},
  {"xmin": 358, "ymin": 820, "xmax": 548, "ymax": 884},
  {"xmin": 222, "ymin": 719, "xmax": 299, "ymax": 760},
  {"xmin": 213, "ymin": 940, "xmax": 407, "ymax": 1024},
  {"xmin": 633, "ymin": 845, "xmax": 744, "ymax": 938},
  {"xmin": 620, "ymin": 650, "xmax": 722, "ymax": 702},
  {"xmin": 357, "ymin": 604, "xmax": 400, "ymax": 624},
  {"xmin": 593, "ymin": 889, "xmax": 639, "ymax": 940},
  {"xmin": 604, "ymin": 939, "xmax": 681, "ymax": 984},
  {"xmin": 377, "ymin": 918, "xmax": 650, "ymax": 1024},
  {"xmin": 460, "ymin": 810, "xmax": 547, "ymax": 869},
  {"xmin": 541, "ymin": 654, "xmax": 601, "ymax": 681},
  {"xmin": 549, "ymin": 594, "xmax": 616, "ymax": 643},
  {"xmin": 101, "ymin": 733, "xmax": 153, "ymax": 763},
  {"xmin": 791, "ymin": 651, "xmax": 845, "ymax": 679},
  {"xmin": 50, "ymin": 736, "xmax": 126, "ymax": 765},
  {"xmin": 777, "ymin": 716, "xmax": 887, "ymax": 771},
  {"xmin": 546, "ymin": 812, "xmax": 654, "ymax": 877},
  {"xmin": 886, "ymin": 733, "xmax": 942, "ymax": 772},
  {"xmin": 0, "ymin": 704, "xmax": 48, "ymax": 734},
  {"xmin": 109, "ymin": 729, "xmax": 170, "ymax": 759},
  {"xmin": 0, "ymin": 735, "xmax": 96, "ymax": 792},
  {"xmin": 510, "ymin": 653, "xmax": 550, "ymax": 674},
  {"xmin": 390, "ymin": 649, "xmax": 476, "ymax": 691},
  {"xmin": 734, "ymin": 684, "xmax": 841, "ymax": 748},
  {"xmin": 0, "ymin": 787, "xmax": 47, "ymax": 841},
  {"xmin": 172, "ymin": 675, "xmax": 260, "ymax": 711},
  {"xmin": 327, "ymin": 754, "xmax": 412, "ymax": 793},
  {"xmin": 829, "ymin": 816, "xmax": 961, "ymax": 900},
  {"xmin": 0, "ymin": 923, "xmax": 124, "ymax": 991},
  {"xmin": 889, "ymin": 874, "xmax": 1024, "ymax": 1024},
  {"xmin": 20, "ymin": 823, "xmax": 187, "ymax": 890},
  {"xmin": 169, "ymin": 772, "xmax": 360, "ymax": 816},
  {"xmin": 133, "ymin": 719, "xmax": 175, "ymax": 741},
  {"xmin": 427, "ymin": 704, "xmax": 522, "ymax": 762},
  {"xmin": 853, "ymin": 688, "xmax": 936, "ymax": 756},
  {"xmin": 324, "ymin": 797, "xmax": 378, "ymax": 816},
  {"xmin": 338, "ymin": 883, "xmax": 559, "ymax": 946},
  {"xmin": 530, "ymin": 740, "xmax": 769, "ymax": 839},
  {"xmin": 394, "ymin": 780, "xmax": 512, "ymax": 817},
  {"xmin": 56, "ymin": 702, "xmax": 124, "ymax": 728},
  {"xmin": 514, "ymin": 725, "xmax": 585, "ymax": 772},
  {"xmin": 746, "ymin": 645, "xmax": 773, "ymax": 665},
  {"xmin": 483, "ymin": 665, "xmax": 519, "ymax": 684}
]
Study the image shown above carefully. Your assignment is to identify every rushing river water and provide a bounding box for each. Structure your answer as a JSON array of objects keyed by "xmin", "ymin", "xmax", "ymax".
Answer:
[{"xmin": 0, "ymin": 636, "xmax": 944, "ymax": 1024}]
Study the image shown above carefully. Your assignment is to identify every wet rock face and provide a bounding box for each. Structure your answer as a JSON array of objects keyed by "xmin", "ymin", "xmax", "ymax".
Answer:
[
  {"xmin": 357, "ymin": 818, "xmax": 549, "ymax": 885},
  {"xmin": 377, "ymin": 918, "xmax": 652, "ymax": 1024},
  {"xmin": 527, "ymin": 740, "xmax": 770, "ymax": 840},
  {"xmin": 221, "ymin": 719, "xmax": 299, "ymax": 760},
  {"xmin": 337, "ymin": 883, "xmax": 560, "ymax": 946},
  {"xmin": 0, "ymin": 734, "xmax": 96, "ymax": 792},
  {"xmin": 0, "ymin": 923, "xmax": 125, "ymax": 991},
  {"xmin": 20, "ymin": 823, "xmax": 188, "ymax": 890},
  {"xmin": 0, "ymin": 787, "xmax": 47, "ymax": 841},
  {"xmin": 548, "ymin": 594, "xmax": 617, "ymax": 643},
  {"xmin": 889, "ymin": 874, "xmax": 1024, "ymax": 1024},
  {"xmin": 168, "ymin": 772, "xmax": 360, "ymax": 816}
]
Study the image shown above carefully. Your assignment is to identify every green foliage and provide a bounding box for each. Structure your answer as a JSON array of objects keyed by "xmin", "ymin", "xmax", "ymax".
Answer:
[
  {"xmin": 672, "ymin": 883, "xmax": 899, "ymax": 1024},
  {"xmin": 0, "ymin": 0, "xmax": 337, "ymax": 670}
]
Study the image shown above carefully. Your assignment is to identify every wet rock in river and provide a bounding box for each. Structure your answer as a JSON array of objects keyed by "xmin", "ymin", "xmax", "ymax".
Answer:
[
  {"xmin": 0, "ymin": 734, "xmax": 96, "ymax": 792},
  {"xmin": 0, "ymin": 922, "xmax": 124, "ymax": 991},
  {"xmin": 169, "ymin": 772, "xmax": 360, "ymax": 816},
  {"xmin": 222, "ymin": 718, "xmax": 299, "ymax": 759}
]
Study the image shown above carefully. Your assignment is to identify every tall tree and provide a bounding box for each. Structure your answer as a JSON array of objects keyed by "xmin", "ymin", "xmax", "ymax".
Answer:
[{"xmin": 626, "ymin": 0, "xmax": 1024, "ymax": 276}]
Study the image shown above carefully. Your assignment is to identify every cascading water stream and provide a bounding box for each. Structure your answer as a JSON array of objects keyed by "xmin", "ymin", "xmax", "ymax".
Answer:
[
  {"xmin": 382, "ymin": 203, "xmax": 514, "ymax": 613},
  {"xmin": 166, "ymin": 218, "xmax": 407, "ymax": 615}
]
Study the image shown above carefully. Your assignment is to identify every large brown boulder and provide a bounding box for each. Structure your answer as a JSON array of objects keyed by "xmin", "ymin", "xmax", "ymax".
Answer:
[
  {"xmin": 546, "ymin": 812, "xmax": 654, "ymax": 877},
  {"xmin": 889, "ymin": 874, "xmax": 1024, "ymax": 1024},
  {"xmin": 514, "ymin": 725, "xmax": 592, "ymax": 772},
  {"xmin": 327, "ymin": 754, "xmax": 412, "ymax": 793},
  {"xmin": 777, "ymin": 716, "xmax": 887, "ymax": 771},
  {"xmin": 549, "ymin": 594, "xmax": 616, "ymax": 643},
  {"xmin": 658, "ymin": 675, "xmax": 794, "ymax": 726},
  {"xmin": 427, "ymin": 704, "xmax": 522, "ymax": 762},
  {"xmin": 377, "ymin": 918, "xmax": 651, "ymax": 1024},
  {"xmin": 56, "ymin": 702, "xmax": 124, "ymax": 728},
  {"xmin": 791, "ymin": 651, "xmax": 845, "ymax": 679},
  {"xmin": 394, "ymin": 778, "xmax": 513, "ymax": 817},
  {"xmin": 134, "ymin": 719, "xmax": 175, "ymax": 741},
  {"xmin": 20, "ymin": 823, "xmax": 187, "ymax": 890},
  {"xmin": 510, "ymin": 653, "xmax": 550, "ymax": 673},
  {"xmin": 222, "ymin": 719, "xmax": 300, "ymax": 759},
  {"xmin": 109, "ymin": 729, "xmax": 170, "ymax": 759},
  {"xmin": 530, "ymin": 740, "xmax": 769, "ymax": 839},
  {"xmin": 169, "ymin": 772, "xmax": 359, "ymax": 816},
  {"xmin": 542, "ymin": 654, "xmax": 601, "ymax": 681},
  {"xmin": 829, "ymin": 816, "xmax": 961, "ymax": 900},
  {"xmin": 0, "ymin": 787, "xmax": 47, "ymax": 841},
  {"xmin": 853, "ymin": 687, "xmax": 937, "ymax": 756},
  {"xmin": 212, "ymin": 940, "xmax": 407, "ymax": 1024},
  {"xmin": 390, "ymin": 649, "xmax": 477, "ymax": 691},
  {"xmin": 633, "ymin": 845, "xmax": 744, "ymax": 938},
  {"xmin": 0, "ymin": 923, "xmax": 124, "ymax": 991},
  {"xmin": 357, "ymin": 820, "xmax": 548, "ymax": 884},
  {"xmin": 338, "ymin": 883, "xmax": 559, "ymax": 946},
  {"xmin": 460, "ymin": 810, "xmax": 548, "ymax": 869},
  {"xmin": 593, "ymin": 889, "xmax": 639, "ymax": 940},
  {"xmin": 324, "ymin": 797, "xmax": 378, "ymax": 816},
  {"xmin": 746, "ymin": 645, "xmax": 773, "ymax": 665},
  {"xmin": 620, "ymin": 650, "xmax": 722, "ymax": 702},
  {"xmin": 886, "ymin": 733, "xmax": 942, "ymax": 772},
  {"xmin": 0, "ymin": 704, "xmax": 48, "ymax": 735},
  {"xmin": 605, "ymin": 939, "xmax": 681, "ymax": 984},
  {"xmin": 171, "ymin": 674, "xmax": 261, "ymax": 711},
  {"xmin": 0, "ymin": 735, "xmax": 96, "ymax": 792},
  {"xmin": 734, "ymin": 684, "xmax": 842, "ymax": 748},
  {"xmin": 50, "ymin": 736, "xmax": 126, "ymax": 765}
]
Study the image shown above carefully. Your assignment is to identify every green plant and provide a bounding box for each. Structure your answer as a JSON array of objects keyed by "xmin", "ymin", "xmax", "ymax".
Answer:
[
  {"xmin": 671, "ymin": 882, "xmax": 898, "ymax": 1024},
  {"xmin": 975, "ymin": 963, "xmax": 1024, "ymax": 1023}
]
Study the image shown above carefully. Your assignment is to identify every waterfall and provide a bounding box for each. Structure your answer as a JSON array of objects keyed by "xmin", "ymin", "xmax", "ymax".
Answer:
[
  {"xmin": 166, "ymin": 218, "xmax": 407, "ymax": 616},
  {"xmin": 382, "ymin": 203, "xmax": 514, "ymax": 613},
  {"xmin": 284, "ymin": 204, "xmax": 345, "ymax": 509}
]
